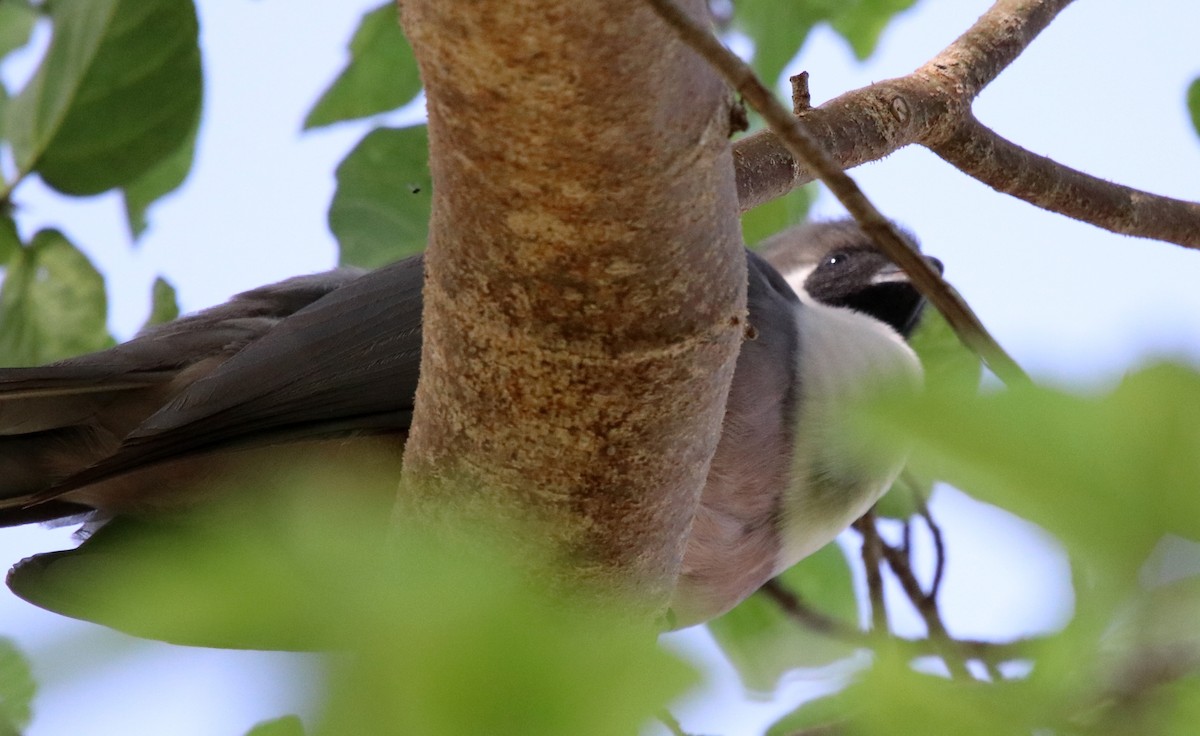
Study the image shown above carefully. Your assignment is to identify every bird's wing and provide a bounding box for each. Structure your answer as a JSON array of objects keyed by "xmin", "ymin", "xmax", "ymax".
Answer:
[{"xmin": 44, "ymin": 255, "xmax": 425, "ymax": 496}]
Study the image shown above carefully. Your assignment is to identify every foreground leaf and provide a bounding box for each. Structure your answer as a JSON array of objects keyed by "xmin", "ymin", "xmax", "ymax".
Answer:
[
  {"xmin": 0, "ymin": 638, "xmax": 35, "ymax": 735},
  {"xmin": 6, "ymin": 0, "xmax": 201, "ymax": 195},
  {"xmin": 0, "ymin": 229, "xmax": 112, "ymax": 366},
  {"xmin": 861, "ymin": 363, "xmax": 1200, "ymax": 586},
  {"xmin": 707, "ymin": 543, "xmax": 858, "ymax": 692},
  {"xmin": 0, "ymin": 1, "xmax": 37, "ymax": 62},
  {"xmin": 9, "ymin": 471, "xmax": 696, "ymax": 735}
]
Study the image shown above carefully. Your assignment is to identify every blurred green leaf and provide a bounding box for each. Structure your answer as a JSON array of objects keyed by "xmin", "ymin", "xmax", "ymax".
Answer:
[
  {"xmin": 122, "ymin": 122, "xmax": 198, "ymax": 239},
  {"xmin": 766, "ymin": 688, "xmax": 855, "ymax": 736},
  {"xmin": 0, "ymin": 638, "xmax": 35, "ymax": 735},
  {"xmin": 6, "ymin": 0, "xmax": 201, "ymax": 195},
  {"xmin": 0, "ymin": 229, "xmax": 113, "ymax": 366},
  {"xmin": 304, "ymin": 3, "xmax": 421, "ymax": 130},
  {"xmin": 142, "ymin": 275, "xmax": 180, "ymax": 330},
  {"xmin": 245, "ymin": 715, "xmax": 306, "ymax": 736},
  {"xmin": 0, "ymin": 214, "xmax": 19, "ymax": 264},
  {"xmin": 329, "ymin": 125, "xmax": 431, "ymax": 268},
  {"xmin": 707, "ymin": 543, "xmax": 858, "ymax": 692},
  {"xmin": 908, "ymin": 308, "xmax": 981, "ymax": 395},
  {"xmin": 873, "ymin": 469, "xmax": 926, "ymax": 520},
  {"xmin": 733, "ymin": 0, "xmax": 915, "ymax": 90},
  {"xmin": 861, "ymin": 363, "xmax": 1200, "ymax": 587},
  {"xmin": 849, "ymin": 654, "xmax": 1054, "ymax": 736},
  {"xmin": 1187, "ymin": 77, "xmax": 1200, "ymax": 138},
  {"xmin": 830, "ymin": 0, "xmax": 918, "ymax": 61},
  {"xmin": 8, "ymin": 472, "xmax": 697, "ymax": 736},
  {"xmin": 742, "ymin": 185, "xmax": 815, "ymax": 248},
  {"xmin": 0, "ymin": 1, "xmax": 37, "ymax": 61}
]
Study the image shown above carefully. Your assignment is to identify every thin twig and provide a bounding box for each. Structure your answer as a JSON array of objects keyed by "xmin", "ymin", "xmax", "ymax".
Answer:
[
  {"xmin": 658, "ymin": 710, "xmax": 689, "ymax": 736},
  {"xmin": 877, "ymin": 539, "xmax": 971, "ymax": 679},
  {"xmin": 646, "ymin": 0, "xmax": 1030, "ymax": 387},
  {"xmin": 853, "ymin": 513, "xmax": 890, "ymax": 634},
  {"xmin": 759, "ymin": 578, "xmax": 1035, "ymax": 667},
  {"xmin": 913, "ymin": 490, "xmax": 948, "ymax": 601}
]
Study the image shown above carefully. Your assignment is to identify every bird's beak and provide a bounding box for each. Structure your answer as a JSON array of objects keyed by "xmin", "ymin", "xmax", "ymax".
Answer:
[{"xmin": 871, "ymin": 255, "xmax": 944, "ymax": 285}]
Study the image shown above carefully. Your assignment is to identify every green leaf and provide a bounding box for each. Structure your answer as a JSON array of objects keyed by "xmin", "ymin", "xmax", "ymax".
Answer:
[
  {"xmin": 706, "ymin": 543, "xmax": 858, "ymax": 692},
  {"xmin": 829, "ymin": 0, "xmax": 919, "ymax": 61},
  {"xmin": 329, "ymin": 125, "xmax": 431, "ymax": 268},
  {"xmin": 0, "ymin": 638, "xmax": 35, "ymax": 735},
  {"xmin": 1187, "ymin": 77, "xmax": 1200, "ymax": 138},
  {"xmin": 6, "ymin": 0, "xmax": 202, "ymax": 195},
  {"xmin": 907, "ymin": 308, "xmax": 982, "ymax": 395},
  {"xmin": 0, "ymin": 229, "xmax": 113, "ymax": 366},
  {"xmin": 304, "ymin": 3, "xmax": 421, "ymax": 130},
  {"xmin": 742, "ymin": 185, "xmax": 815, "ymax": 248},
  {"xmin": 733, "ymin": 0, "xmax": 915, "ymax": 89},
  {"xmin": 122, "ymin": 122, "xmax": 198, "ymax": 239},
  {"xmin": 8, "ymin": 478, "xmax": 697, "ymax": 735},
  {"xmin": 733, "ymin": 0, "xmax": 827, "ymax": 91},
  {"xmin": 245, "ymin": 716, "xmax": 306, "ymax": 736},
  {"xmin": 861, "ymin": 363, "xmax": 1200, "ymax": 587},
  {"xmin": 0, "ymin": 1, "xmax": 38, "ymax": 61},
  {"xmin": 0, "ymin": 214, "xmax": 19, "ymax": 264},
  {"xmin": 142, "ymin": 276, "xmax": 180, "ymax": 330},
  {"xmin": 766, "ymin": 689, "xmax": 855, "ymax": 736}
]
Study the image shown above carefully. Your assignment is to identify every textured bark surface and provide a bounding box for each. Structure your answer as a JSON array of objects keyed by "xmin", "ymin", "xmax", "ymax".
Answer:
[{"xmin": 397, "ymin": 0, "xmax": 745, "ymax": 612}]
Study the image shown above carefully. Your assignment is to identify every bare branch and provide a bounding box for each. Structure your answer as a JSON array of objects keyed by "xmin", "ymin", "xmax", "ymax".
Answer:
[
  {"xmin": 931, "ymin": 116, "xmax": 1200, "ymax": 247},
  {"xmin": 854, "ymin": 513, "xmax": 890, "ymax": 634},
  {"xmin": 646, "ymin": 0, "xmax": 1030, "ymax": 387},
  {"xmin": 877, "ymin": 539, "xmax": 970, "ymax": 679},
  {"xmin": 759, "ymin": 578, "xmax": 1036, "ymax": 667},
  {"xmin": 731, "ymin": 0, "xmax": 1200, "ymax": 250}
]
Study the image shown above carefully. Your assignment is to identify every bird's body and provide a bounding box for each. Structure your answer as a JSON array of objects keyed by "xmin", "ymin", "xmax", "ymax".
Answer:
[{"xmin": 0, "ymin": 220, "xmax": 934, "ymax": 627}]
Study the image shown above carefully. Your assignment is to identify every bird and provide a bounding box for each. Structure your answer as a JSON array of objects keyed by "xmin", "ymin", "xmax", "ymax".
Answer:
[{"xmin": 0, "ymin": 219, "xmax": 938, "ymax": 630}]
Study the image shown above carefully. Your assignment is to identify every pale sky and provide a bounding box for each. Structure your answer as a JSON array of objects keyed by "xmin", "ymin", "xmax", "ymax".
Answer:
[{"xmin": 2, "ymin": 1, "xmax": 1198, "ymax": 734}]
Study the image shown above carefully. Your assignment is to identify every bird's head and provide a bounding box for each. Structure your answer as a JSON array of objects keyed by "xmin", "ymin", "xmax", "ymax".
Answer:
[{"xmin": 758, "ymin": 219, "xmax": 942, "ymax": 338}]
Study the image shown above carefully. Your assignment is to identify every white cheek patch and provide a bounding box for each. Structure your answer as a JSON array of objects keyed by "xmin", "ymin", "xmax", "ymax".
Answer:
[{"xmin": 778, "ymin": 264, "xmax": 817, "ymax": 302}]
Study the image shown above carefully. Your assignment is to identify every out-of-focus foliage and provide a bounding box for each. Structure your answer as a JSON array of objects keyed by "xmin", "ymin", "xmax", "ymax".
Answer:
[
  {"xmin": 4, "ymin": 0, "xmax": 201, "ymax": 198},
  {"xmin": 1187, "ymin": 77, "xmax": 1200, "ymax": 138},
  {"xmin": 0, "ymin": 229, "xmax": 112, "ymax": 366},
  {"xmin": 142, "ymin": 276, "xmax": 181, "ymax": 330},
  {"xmin": 9, "ymin": 464, "xmax": 696, "ymax": 735},
  {"xmin": 0, "ymin": 637, "xmax": 35, "ymax": 736},
  {"xmin": 329, "ymin": 125, "xmax": 432, "ymax": 268},
  {"xmin": 743, "ymin": 186, "xmax": 816, "ymax": 247},
  {"xmin": 304, "ymin": 3, "xmax": 422, "ymax": 130},
  {"xmin": 707, "ymin": 543, "xmax": 858, "ymax": 691},
  {"xmin": 732, "ymin": 0, "xmax": 918, "ymax": 91}
]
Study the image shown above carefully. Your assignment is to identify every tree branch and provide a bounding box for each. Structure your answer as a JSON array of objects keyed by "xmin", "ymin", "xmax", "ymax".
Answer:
[
  {"xmin": 646, "ymin": 0, "xmax": 1030, "ymax": 387},
  {"xmin": 931, "ymin": 115, "xmax": 1200, "ymax": 246},
  {"xmin": 759, "ymin": 578, "xmax": 1036, "ymax": 668},
  {"xmin": 730, "ymin": 0, "xmax": 1200, "ymax": 249}
]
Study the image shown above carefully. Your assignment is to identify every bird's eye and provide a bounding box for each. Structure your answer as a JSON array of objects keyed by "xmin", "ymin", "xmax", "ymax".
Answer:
[{"xmin": 824, "ymin": 253, "xmax": 847, "ymax": 267}]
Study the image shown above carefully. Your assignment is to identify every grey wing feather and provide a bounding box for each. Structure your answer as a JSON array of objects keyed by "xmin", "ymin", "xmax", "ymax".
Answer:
[
  {"xmin": 48, "ymin": 255, "xmax": 425, "ymax": 494},
  {"xmin": 0, "ymin": 267, "xmax": 367, "ymax": 506}
]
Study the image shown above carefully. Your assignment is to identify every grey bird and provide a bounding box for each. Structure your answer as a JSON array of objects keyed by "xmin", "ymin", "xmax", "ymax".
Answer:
[{"xmin": 0, "ymin": 219, "xmax": 937, "ymax": 629}]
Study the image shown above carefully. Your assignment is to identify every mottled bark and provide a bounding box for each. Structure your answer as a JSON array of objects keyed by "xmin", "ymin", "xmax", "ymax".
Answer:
[{"xmin": 397, "ymin": 0, "xmax": 745, "ymax": 613}]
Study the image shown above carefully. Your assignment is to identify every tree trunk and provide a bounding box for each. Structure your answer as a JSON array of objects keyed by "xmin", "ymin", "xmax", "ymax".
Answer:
[{"xmin": 396, "ymin": 0, "xmax": 746, "ymax": 614}]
